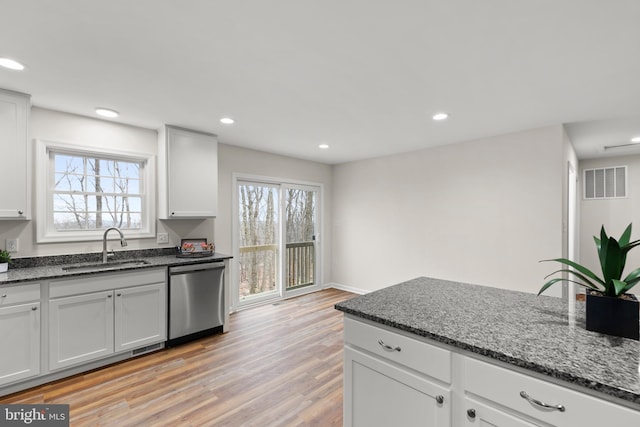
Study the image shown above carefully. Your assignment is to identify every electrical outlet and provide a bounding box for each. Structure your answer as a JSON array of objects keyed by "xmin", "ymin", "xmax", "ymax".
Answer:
[
  {"xmin": 5, "ymin": 239, "xmax": 18, "ymax": 253},
  {"xmin": 157, "ymin": 233, "xmax": 169, "ymax": 244}
]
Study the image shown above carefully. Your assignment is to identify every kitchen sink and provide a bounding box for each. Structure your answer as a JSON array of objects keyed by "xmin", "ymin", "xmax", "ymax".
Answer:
[{"xmin": 62, "ymin": 259, "xmax": 151, "ymax": 273}]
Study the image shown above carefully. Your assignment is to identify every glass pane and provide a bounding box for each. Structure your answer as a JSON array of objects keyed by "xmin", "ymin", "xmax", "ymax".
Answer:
[
  {"xmin": 605, "ymin": 168, "xmax": 615, "ymax": 198},
  {"xmin": 98, "ymin": 159, "xmax": 114, "ymax": 177},
  {"xmin": 54, "ymin": 173, "xmax": 85, "ymax": 192},
  {"xmin": 595, "ymin": 169, "xmax": 605, "ymax": 198},
  {"xmin": 585, "ymin": 169, "xmax": 594, "ymax": 198},
  {"xmin": 116, "ymin": 161, "xmax": 139, "ymax": 178},
  {"xmin": 100, "ymin": 177, "xmax": 115, "ymax": 193},
  {"xmin": 285, "ymin": 188, "xmax": 316, "ymax": 290},
  {"xmin": 53, "ymin": 212, "xmax": 94, "ymax": 230},
  {"xmin": 54, "ymin": 154, "xmax": 83, "ymax": 174},
  {"xmin": 616, "ymin": 167, "xmax": 626, "ymax": 197},
  {"xmin": 53, "ymin": 194, "xmax": 86, "ymax": 211},
  {"xmin": 125, "ymin": 196, "xmax": 142, "ymax": 211},
  {"xmin": 238, "ymin": 183, "xmax": 279, "ymax": 299}
]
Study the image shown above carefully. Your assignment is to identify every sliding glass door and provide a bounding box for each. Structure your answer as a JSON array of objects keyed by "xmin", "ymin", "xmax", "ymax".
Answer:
[{"xmin": 236, "ymin": 178, "xmax": 321, "ymax": 309}]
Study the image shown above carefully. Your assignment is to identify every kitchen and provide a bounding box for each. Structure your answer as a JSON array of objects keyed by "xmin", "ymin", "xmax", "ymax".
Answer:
[{"xmin": 1, "ymin": 1, "xmax": 640, "ymax": 426}]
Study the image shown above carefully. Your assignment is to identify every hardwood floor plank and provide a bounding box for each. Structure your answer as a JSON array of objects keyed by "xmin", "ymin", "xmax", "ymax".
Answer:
[{"xmin": 0, "ymin": 288, "xmax": 354, "ymax": 426}]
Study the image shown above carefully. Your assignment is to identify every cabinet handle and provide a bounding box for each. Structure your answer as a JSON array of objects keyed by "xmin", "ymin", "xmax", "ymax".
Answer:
[
  {"xmin": 1, "ymin": 294, "xmax": 6, "ymax": 298},
  {"xmin": 520, "ymin": 391, "xmax": 565, "ymax": 412},
  {"xmin": 107, "ymin": 294, "xmax": 113, "ymax": 298},
  {"xmin": 435, "ymin": 395, "xmax": 444, "ymax": 404},
  {"xmin": 117, "ymin": 293, "xmax": 122, "ymax": 297},
  {"xmin": 18, "ymin": 210, "xmax": 23, "ymax": 215},
  {"xmin": 171, "ymin": 212, "xmax": 175, "ymax": 216},
  {"xmin": 31, "ymin": 306, "xmax": 37, "ymax": 311},
  {"xmin": 467, "ymin": 408, "xmax": 476, "ymax": 418},
  {"xmin": 377, "ymin": 339, "xmax": 401, "ymax": 352}
]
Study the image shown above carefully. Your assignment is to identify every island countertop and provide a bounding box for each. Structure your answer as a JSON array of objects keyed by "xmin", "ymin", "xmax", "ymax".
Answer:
[{"xmin": 335, "ymin": 276, "xmax": 640, "ymax": 406}]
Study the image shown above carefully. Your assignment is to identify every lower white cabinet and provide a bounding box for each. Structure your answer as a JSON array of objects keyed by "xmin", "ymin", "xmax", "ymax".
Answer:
[
  {"xmin": 345, "ymin": 347, "xmax": 451, "ymax": 427},
  {"xmin": 0, "ymin": 301, "xmax": 40, "ymax": 386},
  {"xmin": 344, "ymin": 316, "xmax": 640, "ymax": 427},
  {"xmin": 49, "ymin": 291, "xmax": 114, "ymax": 370},
  {"xmin": 114, "ymin": 283, "xmax": 166, "ymax": 352},
  {"xmin": 49, "ymin": 269, "xmax": 167, "ymax": 371}
]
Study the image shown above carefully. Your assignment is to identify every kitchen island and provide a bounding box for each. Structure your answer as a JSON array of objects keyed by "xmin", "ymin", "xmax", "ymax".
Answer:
[{"xmin": 336, "ymin": 277, "xmax": 640, "ymax": 426}]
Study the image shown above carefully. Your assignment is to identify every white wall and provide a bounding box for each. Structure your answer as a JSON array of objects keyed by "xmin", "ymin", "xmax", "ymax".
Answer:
[
  {"xmin": 331, "ymin": 125, "xmax": 566, "ymax": 294},
  {"xmin": 215, "ymin": 143, "xmax": 333, "ymax": 286},
  {"xmin": 579, "ymin": 154, "xmax": 640, "ymax": 284}
]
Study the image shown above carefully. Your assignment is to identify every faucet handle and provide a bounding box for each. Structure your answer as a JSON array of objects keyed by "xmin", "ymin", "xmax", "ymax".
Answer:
[{"xmin": 107, "ymin": 250, "xmax": 115, "ymax": 259}]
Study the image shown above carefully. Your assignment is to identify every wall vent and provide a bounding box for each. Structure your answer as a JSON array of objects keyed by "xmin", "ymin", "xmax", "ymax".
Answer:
[
  {"xmin": 132, "ymin": 342, "xmax": 164, "ymax": 356},
  {"xmin": 583, "ymin": 166, "xmax": 627, "ymax": 199}
]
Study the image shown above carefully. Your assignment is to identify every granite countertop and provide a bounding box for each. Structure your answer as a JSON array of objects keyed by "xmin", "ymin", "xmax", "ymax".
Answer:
[
  {"xmin": 0, "ymin": 249, "xmax": 232, "ymax": 285},
  {"xmin": 335, "ymin": 276, "xmax": 640, "ymax": 406}
]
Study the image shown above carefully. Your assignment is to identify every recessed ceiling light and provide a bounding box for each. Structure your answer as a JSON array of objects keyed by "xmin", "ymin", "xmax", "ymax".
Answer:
[
  {"xmin": 318, "ymin": 144, "xmax": 329, "ymax": 149},
  {"xmin": 95, "ymin": 108, "xmax": 119, "ymax": 118},
  {"xmin": 220, "ymin": 117, "xmax": 235, "ymax": 125},
  {"xmin": 631, "ymin": 136, "xmax": 640, "ymax": 143},
  {"xmin": 0, "ymin": 57, "xmax": 25, "ymax": 71},
  {"xmin": 432, "ymin": 112, "xmax": 449, "ymax": 121}
]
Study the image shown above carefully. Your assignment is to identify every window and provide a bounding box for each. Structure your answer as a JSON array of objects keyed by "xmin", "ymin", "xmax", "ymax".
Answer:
[
  {"xmin": 583, "ymin": 166, "xmax": 627, "ymax": 199},
  {"xmin": 36, "ymin": 140, "xmax": 155, "ymax": 242}
]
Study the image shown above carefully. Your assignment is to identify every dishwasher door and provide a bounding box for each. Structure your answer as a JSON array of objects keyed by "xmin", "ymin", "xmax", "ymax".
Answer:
[{"xmin": 169, "ymin": 262, "xmax": 225, "ymax": 344}]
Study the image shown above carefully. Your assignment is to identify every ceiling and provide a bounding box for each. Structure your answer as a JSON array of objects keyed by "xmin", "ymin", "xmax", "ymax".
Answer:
[{"xmin": 2, "ymin": 1, "xmax": 640, "ymax": 164}]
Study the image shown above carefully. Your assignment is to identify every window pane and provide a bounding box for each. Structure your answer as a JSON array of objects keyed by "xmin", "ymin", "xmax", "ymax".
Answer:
[
  {"xmin": 51, "ymin": 151, "xmax": 144, "ymax": 233},
  {"xmin": 585, "ymin": 169, "xmax": 594, "ymax": 198},
  {"xmin": 605, "ymin": 168, "xmax": 615, "ymax": 197},
  {"xmin": 55, "ymin": 155, "xmax": 83, "ymax": 174},
  {"xmin": 616, "ymin": 167, "xmax": 626, "ymax": 197},
  {"xmin": 595, "ymin": 169, "xmax": 605, "ymax": 198}
]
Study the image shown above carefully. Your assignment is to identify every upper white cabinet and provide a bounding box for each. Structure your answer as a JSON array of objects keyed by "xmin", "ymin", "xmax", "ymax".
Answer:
[
  {"xmin": 0, "ymin": 89, "xmax": 30, "ymax": 219},
  {"xmin": 158, "ymin": 125, "xmax": 218, "ymax": 218}
]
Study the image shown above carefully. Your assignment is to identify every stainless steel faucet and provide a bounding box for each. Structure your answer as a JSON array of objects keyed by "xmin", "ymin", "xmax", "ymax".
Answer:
[{"xmin": 102, "ymin": 227, "xmax": 127, "ymax": 263}]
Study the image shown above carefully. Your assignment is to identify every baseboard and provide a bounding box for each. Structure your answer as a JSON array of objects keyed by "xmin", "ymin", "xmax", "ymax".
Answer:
[{"xmin": 326, "ymin": 282, "xmax": 368, "ymax": 295}]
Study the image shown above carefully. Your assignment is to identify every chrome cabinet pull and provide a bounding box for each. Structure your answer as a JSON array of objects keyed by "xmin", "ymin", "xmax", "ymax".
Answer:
[
  {"xmin": 31, "ymin": 306, "xmax": 37, "ymax": 311},
  {"xmin": 18, "ymin": 210, "xmax": 23, "ymax": 215},
  {"xmin": 1, "ymin": 294, "xmax": 6, "ymax": 298},
  {"xmin": 435, "ymin": 395, "xmax": 444, "ymax": 404},
  {"xmin": 107, "ymin": 294, "xmax": 112, "ymax": 298},
  {"xmin": 467, "ymin": 408, "xmax": 476, "ymax": 418},
  {"xmin": 520, "ymin": 391, "xmax": 565, "ymax": 412},
  {"xmin": 377, "ymin": 339, "xmax": 401, "ymax": 352}
]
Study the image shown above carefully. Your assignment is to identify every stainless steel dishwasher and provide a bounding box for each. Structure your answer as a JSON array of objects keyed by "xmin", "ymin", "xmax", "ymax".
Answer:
[{"xmin": 168, "ymin": 261, "xmax": 225, "ymax": 346}]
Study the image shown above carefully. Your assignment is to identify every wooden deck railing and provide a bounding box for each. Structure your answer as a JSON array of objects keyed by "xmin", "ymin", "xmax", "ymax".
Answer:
[
  {"xmin": 238, "ymin": 241, "xmax": 315, "ymax": 291},
  {"xmin": 286, "ymin": 241, "xmax": 315, "ymax": 289}
]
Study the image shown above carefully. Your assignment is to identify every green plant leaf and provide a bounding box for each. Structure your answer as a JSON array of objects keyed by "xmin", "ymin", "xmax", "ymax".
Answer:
[
  {"xmin": 601, "ymin": 236, "xmax": 625, "ymax": 294},
  {"xmin": 612, "ymin": 279, "xmax": 628, "ymax": 296},
  {"xmin": 538, "ymin": 277, "xmax": 602, "ymax": 296},
  {"xmin": 540, "ymin": 258, "xmax": 605, "ymax": 286},
  {"xmin": 619, "ymin": 223, "xmax": 633, "ymax": 247},
  {"xmin": 543, "ymin": 269, "xmax": 602, "ymax": 291}
]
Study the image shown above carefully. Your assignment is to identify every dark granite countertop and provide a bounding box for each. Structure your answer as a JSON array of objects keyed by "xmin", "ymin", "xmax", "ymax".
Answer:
[
  {"xmin": 0, "ymin": 249, "xmax": 232, "ymax": 285},
  {"xmin": 335, "ymin": 276, "xmax": 640, "ymax": 407}
]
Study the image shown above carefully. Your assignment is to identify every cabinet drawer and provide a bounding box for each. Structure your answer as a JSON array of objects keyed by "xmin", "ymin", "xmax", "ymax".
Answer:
[
  {"xmin": 344, "ymin": 317, "xmax": 451, "ymax": 383},
  {"xmin": 465, "ymin": 357, "xmax": 640, "ymax": 426},
  {"xmin": 0, "ymin": 283, "xmax": 40, "ymax": 306},
  {"xmin": 50, "ymin": 268, "xmax": 166, "ymax": 298}
]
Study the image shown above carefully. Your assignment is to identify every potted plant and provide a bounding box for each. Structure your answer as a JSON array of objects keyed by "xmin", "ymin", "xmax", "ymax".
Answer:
[
  {"xmin": 0, "ymin": 249, "xmax": 11, "ymax": 273},
  {"xmin": 539, "ymin": 223, "xmax": 640, "ymax": 340}
]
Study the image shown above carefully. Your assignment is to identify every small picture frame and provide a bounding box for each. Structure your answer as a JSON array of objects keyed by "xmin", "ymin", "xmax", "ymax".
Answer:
[{"xmin": 178, "ymin": 238, "xmax": 215, "ymax": 258}]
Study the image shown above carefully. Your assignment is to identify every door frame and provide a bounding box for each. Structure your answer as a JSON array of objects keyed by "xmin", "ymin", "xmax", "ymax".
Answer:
[{"xmin": 231, "ymin": 173, "xmax": 324, "ymax": 312}]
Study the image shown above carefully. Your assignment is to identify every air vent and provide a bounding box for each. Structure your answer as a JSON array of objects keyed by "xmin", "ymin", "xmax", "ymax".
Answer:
[
  {"xmin": 132, "ymin": 342, "xmax": 164, "ymax": 356},
  {"xmin": 584, "ymin": 166, "xmax": 627, "ymax": 199}
]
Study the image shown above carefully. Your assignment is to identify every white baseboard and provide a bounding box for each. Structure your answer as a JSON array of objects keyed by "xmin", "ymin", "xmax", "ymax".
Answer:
[{"xmin": 326, "ymin": 282, "xmax": 368, "ymax": 295}]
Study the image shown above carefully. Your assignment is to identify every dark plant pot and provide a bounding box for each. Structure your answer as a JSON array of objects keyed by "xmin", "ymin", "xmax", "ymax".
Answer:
[{"xmin": 586, "ymin": 292, "xmax": 639, "ymax": 340}]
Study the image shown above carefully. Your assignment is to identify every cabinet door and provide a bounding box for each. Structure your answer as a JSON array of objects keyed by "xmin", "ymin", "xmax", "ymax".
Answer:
[
  {"xmin": 0, "ymin": 89, "xmax": 30, "ymax": 219},
  {"xmin": 114, "ymin": 283, "xmax": 167, "ymax": 352},
  {"xmin": 166, "ymin": 126, "xmax": 217, "ymax": 218},
  {"xmin": 344, "ymin": 347, "xmax": 451, "ymax": 427},
  {"xmin": 49, "ymin": 291, "xmax": 114, "ymax": 370},
  {"xmin": 0, "ymin": 302, "xmax": 40, "ymax": 386},
  {"xmin": 463, "ymin": 398, "xmax": 538, "ymax": 427}
]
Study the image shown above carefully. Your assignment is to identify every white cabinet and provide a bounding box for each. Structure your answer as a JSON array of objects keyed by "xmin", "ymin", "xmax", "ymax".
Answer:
[
  {"xmin": 49, "ymin": 291, "xmax": 114, "ymax": 370},
  {"xmin": 114, "ymin": 283, "xmax": 166, "ymax": 352},
  {"xmin": 345, "ymin": 347, "xmax": 451, "ymax": 427},
  {"xmin": 343, "ymin": 316, "xmax": 640, "ymax": 427},
  {"xmin": 158, "ymin": 125, "xmax": 218, "ymax": 218},
  {"xmin": 49, "ymin": 269, "xmax": 167, "ymax": 371},
  {"xmin": 463, "ymin": 356, "xmax": 640, "ymax": 427},
  {"xmin": 343, "ymin": 318, "xmax": 451, "ymax": 427},
  {"xmin": 0, "ymin": 283, "xmax": 41, "ymax": 386},
  {"xmin": 0, "ymin": 88, "xmax": 30, "ymax": 219}
]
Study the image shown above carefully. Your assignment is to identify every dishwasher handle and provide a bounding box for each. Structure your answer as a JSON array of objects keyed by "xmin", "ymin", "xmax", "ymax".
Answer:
[{"xmin": 170, "ymin": 262, "xmax": 225, "ymax": 275}]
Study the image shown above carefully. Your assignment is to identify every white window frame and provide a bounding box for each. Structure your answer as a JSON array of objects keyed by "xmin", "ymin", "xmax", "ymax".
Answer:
[
  {"xmin": 35, "ymin": 139, "xmax": 156, "ymax": 243},
  {"xmin": 583, "ymin": 165, "xmax": 628, "ymax": 200}
]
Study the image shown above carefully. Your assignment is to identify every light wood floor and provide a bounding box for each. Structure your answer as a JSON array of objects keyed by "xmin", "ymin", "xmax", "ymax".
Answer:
[{"xmin": 0, "ymin": 288, "xmax": 354, "ymax": 427}]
